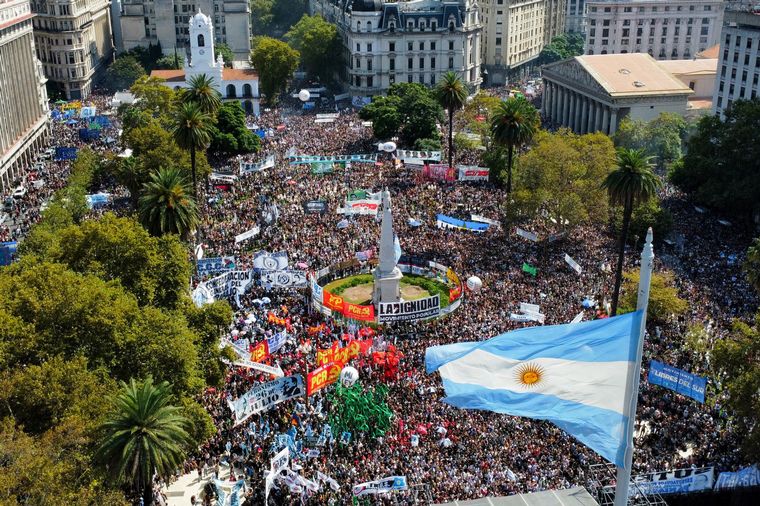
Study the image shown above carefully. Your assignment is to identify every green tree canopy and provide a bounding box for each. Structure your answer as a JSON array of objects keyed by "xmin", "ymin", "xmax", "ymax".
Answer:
[
  {"xmin": 435, "ymin": 71, "xmax": 468, "ymax": 167},
  {"xmin": 155, "ymin": 53, "xmax": 185, "ymax": 70},
  {"xmin": 105, "ymin": 55, "xmax": 146, "ymax": 92},
  {"xmin": 538, "ymin": 33, "xmax": 585, "ymax": 65},
  {"xmin": 214, "ymin": 42, "xmax": 234, "ymax": 67},
  {"xmin": 746, "ymin": 237, "xmax": 760, "ymax": 295},
  {"xmin": 138, "ymin": 167, "xmax": 198, "ymax": 239},
  {"xmin": 359, "ymin": 83, "xmax": 443, "ymax": 145},
  {"xmin": 671, "ymin": 98, "xmax": 760, "ymax": 220},
  {"xmin": 612, "ymin": 196, "xmax": 674, "ymax": 246},
  {"xmin": 614, "ymin": 112, "xmax": 687, "ymax": 168},
  {"xmin": 508, "ymin": 129, "xmax": 616, "ymax": 227},
  {"xmin": 209, "ymin": 102, "xmax": 262, "ymax": 154},
  {"xmin": 250, "ymin": 37, "xmax": 300, "ymax": 104},
  {"xmin": 490, "ymin": 96, "xmax": 540, "ymax": 193},
  {"xmin": 618, "ymin": 270, "xmax": 688, "ymax": 322},
  {"xmin": 285, "ymin": 14, "xmax": 341, "ymax": 82}
]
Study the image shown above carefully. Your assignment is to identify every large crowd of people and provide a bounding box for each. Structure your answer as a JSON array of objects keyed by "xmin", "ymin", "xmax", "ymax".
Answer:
[{"xmin": 3, "ymin": 90, "xmax": 757, "ymax": 505}]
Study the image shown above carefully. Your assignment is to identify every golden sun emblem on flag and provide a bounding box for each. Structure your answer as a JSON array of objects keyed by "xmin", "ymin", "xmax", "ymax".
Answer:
[{"xmin": 515, "ymin": 362, "xmax": 545, "ymax": 388}]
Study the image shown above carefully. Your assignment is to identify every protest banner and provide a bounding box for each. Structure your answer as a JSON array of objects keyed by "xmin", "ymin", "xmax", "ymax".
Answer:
[
  {"xmin": 232, "ymin": 358, "xmax": 284, "ymax": 378},
  {"xmin": 470, "ymin": 214, "xmax": 500, "ymax": 228},
  {"xmin": 261, "ymin": 270, "xmax": 307, "ymax": 289},
  {"xmin": 307, "ymin": 361, "xmax": 342, "ymax": 395},
  {"xmin": 423, "ymin": 163, "xmax": 456, "ymax": 182},
  {"xmin": 435, "ymin": 214, "xmax": 490, "ymax": 232},
  {"xmin": 633, "ymin": 467, "xmax": 714, "ymax": 495},
  {"xmin": 647, "ymin": 360, "xmax": 707, "ymax": 403},
  {"xmin": 520, "ymin": 302, "xmax": 540, "ymax": 314},
  {"xmin": 339, "ymin": 198, "xmax": 382, "ymax": 216},
  {"xmin": 288, "ymin": 154, "xmax": 377, "ymax": 165},
  {"xmin": 352, "ymin": 476, "xmax": 408, "ymax": 497},
  {"xmin": 317, "ymin": 471, "xmax": 340, "ymax": 491},
  {"xmin": 266, "ymin": 447, "xmax": 290, "ymax": 502},
  {"xmin": 322, "ymin": 291, "xmax": 345, "ymax": 312},
  {"xmin": 239, "ymin": 154, "xmax": 275, "ymax": 175},
  {"xmin": 197, "ymin": 256, "xmax": 236, "ymax": 276},
  {"xmin": 227, "ymin": 376, "xmax": 305, "ymax": 425},
  {"xmin": 515, "ymin": 227, "xmax": 539, "ymax": 242},
  {"xmin": 54, "ymin": 147, "xmax": 78, "ymax": 161},
  {"xmin": 715, "ymin": 465, "xmax": 760, "ymax": 490},
  {"xmin": 378, "ymin": 294, "xmax": 440, "ymax": 323},
  {"xmin": 303, "ymin": 200, "xmax": 328, "ymax": 214},
  {"xmin": 250, "ymin": 340, "xmax": 269, "ymax": 362},
  {"xmin": 457, "ymin": 166, "xmax": 490, "ymax": 181},
  {"xmin": 564, "ymin": 253, "xmax": 582, "ymax": 275},
  {"xmin": 253, "ymin": 251, "xmax": 289, "ymax": 271},
  {"xmin": 396, "ymin": 149, "xmax": 441, "ymax": 164},
  {"xmin": 342, "ymin": 301, "xmax": 375, "ymax": 322},
  {"xmin": 266, "ymin": 331, "xmax": 288, "ymax": 354},
  {"xmin": 234, "ymin": 226, "xmax": 260, "ymax": 244}
]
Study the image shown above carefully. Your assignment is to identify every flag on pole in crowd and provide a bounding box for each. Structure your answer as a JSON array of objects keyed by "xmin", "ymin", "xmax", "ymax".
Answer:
[
  {"xmin": 393, "ymin": 235, "xmax": 402, "ymax": 264},
  {"xmin": 425, "ymin": 310, "xmax": 644, "ymax": 467},
  {"xmin": 522, "ymin": 263, "xmax": 537, "ymax": 277}
]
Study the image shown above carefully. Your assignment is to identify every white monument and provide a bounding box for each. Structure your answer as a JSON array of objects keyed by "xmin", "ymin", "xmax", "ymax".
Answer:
[{"xmin": 373, "ymin": 190, "xmax": 402, "ymax": 304}]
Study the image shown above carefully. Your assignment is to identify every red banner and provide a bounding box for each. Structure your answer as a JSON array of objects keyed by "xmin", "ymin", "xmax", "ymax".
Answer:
[
  {"xmin": 322, "ymin": 291, "xmax": 345, "ymax": 312},
  {"xmin": 423, "ymin": 163, "xmax": 456, "ymax": 182},
  {"xmin": 307, "ymin": 361, "xmax": 342, "ymax": 395},
  {"xmin": 267, "ymin": 312, "xmax": 292, "ymax": 330},
  {"xmin": 317, "ymin": 339, "xmax": 373, "ymax": 367},
  {"xmin": 449, "ymin": 283, "xmax": 462, "ymax": 302},
  {"xmin": 342, "ymin": 301, "xmax": 375, "ymax": 322},
  {"xmin": 250, "ymin": 340, "xmax": 269, "ymax": 362}
]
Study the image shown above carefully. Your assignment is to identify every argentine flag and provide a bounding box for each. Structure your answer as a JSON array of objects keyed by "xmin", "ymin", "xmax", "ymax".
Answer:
[{"xmin": 426, "ymin": 311, "xmax": 643, "ymax": 467}]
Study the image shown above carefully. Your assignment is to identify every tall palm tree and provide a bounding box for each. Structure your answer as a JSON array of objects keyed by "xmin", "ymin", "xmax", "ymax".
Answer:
[
  {"xmin": 602, "ymin": 148, "xmax": 662, "ymax": 315},
  {"xmin": 181, "ymin": 74, "xmax": 222, "ymax": 115},
  {"xmin": 138, "ymin": 167, "xmax": 198, "ymax": 239},
  {"xmin": 95, "ymin": 377, "xmax": 191, "ymax": 505},
  {"xmin": 434, "ymin": 71, "xmax": 468, "ymax": 168},
  {"xmin": 172, "ymin": 102, "xmax": 213, "ymax": 201},
  {"xmin": 490, "ymin": 96, "xmax": 540, "ymax": 193}
]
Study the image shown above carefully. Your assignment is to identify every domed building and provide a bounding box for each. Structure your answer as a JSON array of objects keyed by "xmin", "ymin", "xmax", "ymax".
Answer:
[
  {"xmin": 310, "ymin": 0, "xmax": 482, "ymax": 96},
  {"xmin": 151, "ymin": 10, "xmax": 259, "ymax": 116}
]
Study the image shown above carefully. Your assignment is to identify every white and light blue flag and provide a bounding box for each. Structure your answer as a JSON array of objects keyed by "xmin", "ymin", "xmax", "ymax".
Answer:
[{"xmin": 426, "ymin": 311, "xmax": 643, "ymax": 467}]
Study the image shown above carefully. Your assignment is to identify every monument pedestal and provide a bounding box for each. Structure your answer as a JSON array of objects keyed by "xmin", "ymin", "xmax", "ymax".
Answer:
[{"xmin": 373, "ymin": 266, "xmax": 402, "ymax": 304}]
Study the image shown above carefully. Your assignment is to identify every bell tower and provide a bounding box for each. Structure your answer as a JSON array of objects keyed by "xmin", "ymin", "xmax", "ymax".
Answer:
[{"xmin": 189, "ymin": 9, "xmax": 215, "ymax": 69}]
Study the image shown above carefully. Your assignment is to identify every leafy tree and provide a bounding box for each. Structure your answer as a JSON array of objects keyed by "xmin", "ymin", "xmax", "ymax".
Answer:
[
  {"xmin": 123, "ymin": 44, "xmax": 163, "ymax": 71},
  {"xmin": 712, "ymin": 315, "xmax": 760, "ymax": 461},
  {"xmin": 285, "ymin": 14, "xmax": 341, "ymax": 82},
  {"xmin": 614, "ymin": 113, "xmax": 687, "ymax": 168},
  {"xmin": 172, "ymin": 102, "xmax": 214, "ymax": 200},
  {"xmin": 360, "ymin": 83, "xmax": 443, "ymax": 145},
  {"xmin": 155, "ymin": 53, "xmax": 185, "ymax": 70},
  {"xmin": 250, "ymin": 0, "xmax": 275, "ymax": 35},
  {"xmin": 461, "ymin": 92, "xmax": 502, "ymax": 139},
  {"xmin": 612, "ymin": 197, "xmax": 673, "ymax": 246},
  {"xmin": 209, "ymin": 102, "xmax": 261, "ymax": 154},
  {"xmin": 138, "ymin": 167, "xmax": 198, "ymax": 239},
  {"xmin": 746, "ymin": 237, "xmax": 760, "ymax": 295},
  {"xmin": 508, "ymin": 130, "xmax": 616, "ymax": 227},
  {"xmin": 435, "ymin": 71, "xmax": 468, "ymax": 168},
  {"xmin": 539, "ymin": 33, "xmax": 585, "ymax": 65},
  {"xmin": 490, "ymin": 96, "xmax": 540, "ymax": 193},
  {"xmin": 104, "ymin": 55, "xmax": 146, "ymax": 92},
  {"xmin": 272, "ymin": 0, "xmax": 308, "ymax": 30},
  {"xmin": 96, "ymin": 377, "xmax": 192, "ymax": 505},
  {"xmin": 671, "ymin": 99, "xmax": 760, "ymax": 220},
  {"xmin": 129, "ymin": 75, "xmax": 177, "ymax": 123},
  {"xmin": 21, "ymin": 213, "xmax": 191, "ymax": 309},
  {"xmin": 618, "ymin": 270, "xmax": 688, "ymax": 322},
  {"xmin": 250, "ymin": 37, "xmax": 300, "ymax": 105},
  {"xmin": 359, "ymin": 95, "xmax": 402, "ymax": 140},
  {"xmin": 602, "ymin": 148, "xmax": 662, "ymax": 315},
  {"xmin": 414, "ymin": 137, "xmax": 442, "ymax": 151},
  {"xmin": 214, "ymin": 42, "xmax": 234, "ymax": 67},
  {"xmin": 181, "ymin": 74, "xmax": 222, "ymax": 116}
]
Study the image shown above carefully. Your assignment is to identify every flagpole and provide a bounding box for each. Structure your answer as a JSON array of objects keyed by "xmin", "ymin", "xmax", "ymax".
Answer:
[{"xmin": 614, "ymin": 227, "xmax": 654, "ymax": 506}]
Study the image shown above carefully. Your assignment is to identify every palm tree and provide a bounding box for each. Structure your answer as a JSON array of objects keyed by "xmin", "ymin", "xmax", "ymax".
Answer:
[
  {"xmin": 138, "ymin": 167, "xmax": 198, "ymax": 239},
  {"xmin": 172, "ymin": 102, "xmax": 213, "ymax": 201},
  {"xmin": 181, "ymin": 74, "xmax": 222, "ymax": 115},
  {"xmin": 602, "ymin": 148, "xmax": 662, "ymax": 315},
  {"xmin": 434, "ymin": 71, "xmax": 468, "ymax": 168},
  {"xmin": 490, "ymin": 96, "xmax": 540, "ymax": 193},
  {"xmin": 95, "ymin": 377, "xmax": 191, "ymax": 505}
]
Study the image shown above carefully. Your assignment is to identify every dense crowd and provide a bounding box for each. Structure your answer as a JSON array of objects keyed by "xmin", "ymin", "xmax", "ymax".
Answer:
[{"xmin": 4, "ymin": 92, "xmax": 757, "ymax": 505}]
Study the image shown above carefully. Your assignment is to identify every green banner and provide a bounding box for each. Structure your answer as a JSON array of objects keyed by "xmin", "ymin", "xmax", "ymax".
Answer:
[
  {"xmin": 522, "ymin": 262, "xmax": 537, "ymax": 277},
  {"xmin": 348, "ymin": 189, "xmax": 368, "ymax": 201}
]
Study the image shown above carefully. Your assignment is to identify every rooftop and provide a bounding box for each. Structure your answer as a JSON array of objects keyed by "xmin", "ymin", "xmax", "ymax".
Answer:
[
  {"xmin": 657, "ymin": 58, "xmax": 718, "ymax": 77},
  {"xmin": 149, "ymin": 68, "xmax": 258, "ymax": 83},
  {"xmin": 150, "ymin": 69, "xmax": 185, "ymax": 82},
  {"xmin": 575, "ymin": 53, "xmax": 693, "ymax": 97},
  {"xmin": 696, "ymin": 44, "xmax": 720, "ymax": 59}
]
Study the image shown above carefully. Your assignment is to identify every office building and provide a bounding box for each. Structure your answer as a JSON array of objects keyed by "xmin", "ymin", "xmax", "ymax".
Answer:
[
  {"xmin": 119, "ymin": 0, "xmax": 250, "ymax": 59},
  {"xmin": 0, "ymin": 0, "xmax": 50, "ymax": 190},
  {"xmin": 30, "ymin": 0, "xmax": 114, "ymax": 99},
  {"xmin": 713, "ymin": 7, "xmax": 760, "ymax": 117},
  {"xmin": 566, "ymin": 0, "xmax": 585, "ymax": 33}
]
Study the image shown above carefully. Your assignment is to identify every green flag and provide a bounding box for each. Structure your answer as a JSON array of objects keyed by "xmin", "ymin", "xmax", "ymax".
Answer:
[{"xmin": 522, "ymin": 262, "xmax": 537, "ymax": 277}]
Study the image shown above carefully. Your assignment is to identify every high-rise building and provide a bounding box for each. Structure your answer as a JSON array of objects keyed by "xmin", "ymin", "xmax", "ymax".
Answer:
[
  {"xmin": 565, "ymin": 0, "xmax": 586, "ymax": 33},
  {"xmin": 310, "ymin": 0, "xmax": 482, "ymax": 95},
  {"xmin": 30, "ymin": 0, "xmax": 114, "ymax": 99},
  {"xmin": 119, "ymin": 0, "xmax": 251, "ymax": 60},
  {"xmin": 713, "ymin": 6, "xmax": 760, "ymax": 117},
  {"xmin": 0, "ymin": 0, "xmax": 50, "ymax": 190},
  {"xmin": 584, "ymin": 0, "xmax": 724, "ymax": 60},
  {"xmin": 480, "ymin": 0, "xmax": 565, "ymax": 86}
]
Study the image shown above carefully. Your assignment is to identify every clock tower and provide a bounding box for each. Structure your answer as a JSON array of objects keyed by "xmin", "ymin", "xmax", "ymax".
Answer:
[{"xmin": 189, "ymin": 9, "xmax": 216, "ymax": 69}]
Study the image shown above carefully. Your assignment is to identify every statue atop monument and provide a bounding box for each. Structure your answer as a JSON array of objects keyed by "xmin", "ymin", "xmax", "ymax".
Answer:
[{"xmin": 373, "ymin": 190, "xmax": 402, "ymax": 304}]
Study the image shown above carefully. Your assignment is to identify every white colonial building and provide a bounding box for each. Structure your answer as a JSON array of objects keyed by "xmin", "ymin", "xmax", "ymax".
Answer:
[
  {"xmin": 480, "ymin": 0, "xmax": 565, "ymax": 85},
  {"xmin": 585, "ymin": 0, "xmax": 724, "ymax": 60},
  {"xmin": 1, "ymin": 0, "xmax": 50, "ymax": 190},
  {"xmin": 542, "ymin": 53, "xmax": 693, "ymax": 135},
  {"xmin": 150, "ymin": 10, "xmax": 259, "ymax": 115},
  {"xmin": 30, "ymin": 0, "xmax": 114, "ymax": 99},
  {"xmin": 117, "ymin": 0, "xmax": 251, "ymax": 60},
  {"xmin": 310, "ymin": 0, "xmax": 482, "ymax": 95}
]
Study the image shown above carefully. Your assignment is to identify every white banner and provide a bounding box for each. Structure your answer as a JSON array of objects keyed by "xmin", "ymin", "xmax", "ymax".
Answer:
[
  {"xmin": 515, "ymin": 227, "xmax": 539, "ymax": 242},
  {"xmin": 519, "ymin": 302, "xmax": 540, "ymax": 314},
  {"xmin": 317, "ymin": 471, "xmax": 340, "ymax": 491},
  {"xmin": 378, "ymin": 295, "xmax": 440, "ymax": 323},
  {"xmin": 470, "ymin": 214, "xmax": 500, "ymax": 228},
  {"xmin": 266, "ymin": 447, "xmax": 290, "ymax": 503},
  {"xmin": 353, "ymin": 476, "xmax": 408, "ymax": 497},
  {"xmin": 200, "ymin": 270, "xmax": 254, "ymax": 300},
  {"xmin": 261, "ymin": 270, "xmax": 307, "ymax": 289},
  {"xmin": 227, "ymin": 376, "xmax": 305, "ymax": 425},
  {"xmin": 457, "ymin": 166, "xmax": 490, "ymax": 181},
  {"xmin": 396, "ymin": 149, "xmax": 441, "ymax": 165},
  {"xmin": 235, "ymin": 226, "xmax": 260, "ymax": 244},
  {"xmin": 253, "ymin": 251, "xmax": 289, "ymax": 271},
  {"xmin": 240, "ymin": 154, "xmax": 275, "ymax": 175},
  {"xmin": 210, "ymin": 172, "xmax": 237, "ymax": 183},
  {"xmin": 564, "ymin": 253, "xmax": 582, "ymax": 274},
  {"xmin": 338, "ymin": 198, "xmax": 382, "ymax": 216},
  {"xmin": 232, "ymin": 358, "xmax": 284, "ymax": 378},
  {"xmin": 510, "ymin": 312, "xmax": 545, "ymax": 323}
]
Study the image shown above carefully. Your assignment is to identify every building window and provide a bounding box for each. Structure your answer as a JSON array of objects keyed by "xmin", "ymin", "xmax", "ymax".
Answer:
[
  {"xmin": 448, "ymin": 40, "xmax": 454, "ymax": 51},
  {"xmin": 431, "ymin": 57, "xmax": 436, "ymax": 69},
  {"xmin": 390, "ymin": 58, "xmax": 395, "ymax": 70},
  {"xmin": 448, "ymin": 57, "xmax": 454, "ymax": 69},
  {"xmin": 408, "ymin": 42, "xmax": 413, "ymax": 51},
  {"xmin": 197, "ymin": 34, "xmax": 205, "ymax": 47},
  {"xmin": 356, "ymin": 58, "xmax": 360, "ymax": 69},
  {"xmin": 389, "ymin": 42, "xmax": 395, "ymax": 52},
  {"xmin": 367, "ymin": 76, "xmax": 373, "ymax": 87},
  {"xmin": 419, "ymin": 41, "xmax": 424, "ymax": 51},
  {"xmin": 356, "ymin": 43, "xmax": 360, "ymax": 51},
  {"xmin": 431, "ymin": 42, "xmax": 436, "ymax": 51},
  {"xmin": 496, "ymin": 37, "xmax": 502, "ymax": 45},
  {"xmin": 408, "ymin": 57, "xmax": 413, "ymax": 69},
  {"xmin": 367, "ymin": 43, "xmax": 373, "ymax": 52},
  {"xmin": 419, "ymin": 57, "xmax": 425, "ymax": 69},
  {"xmin": 431, "ymin": 74, "xmax": 435, "ymax": 86},
  {"xmin": 368, "ymin": 59, "xmax": 372, "ymax": 71},
  {"xmin": 408, "ymin": 74, "xmax": 413, "ymax": 83}
]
